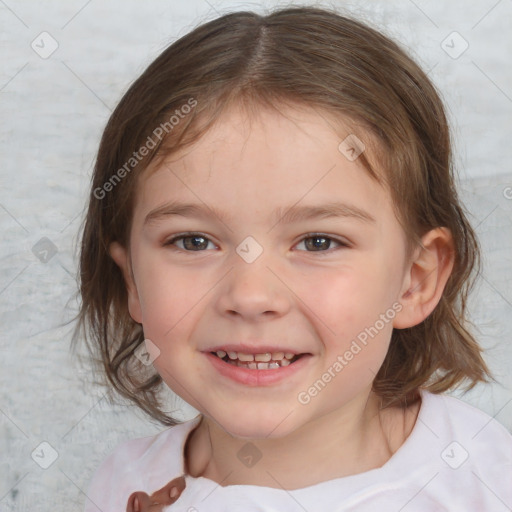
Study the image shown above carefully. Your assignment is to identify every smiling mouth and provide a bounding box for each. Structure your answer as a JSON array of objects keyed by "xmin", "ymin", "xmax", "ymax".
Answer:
[{"xmin": 210, "ymin": 350, "xmax": 306, "ymax": 370}]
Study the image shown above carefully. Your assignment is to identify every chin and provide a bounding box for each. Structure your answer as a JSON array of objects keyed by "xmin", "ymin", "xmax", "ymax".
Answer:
[{"xmin": 214, "ymin": 408, "xmax": 301, "ymax": 440}]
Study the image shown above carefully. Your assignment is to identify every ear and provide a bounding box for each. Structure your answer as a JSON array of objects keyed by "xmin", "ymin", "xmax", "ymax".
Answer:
[
  {"xmin": 109, "ymin": 241, "xmax": 143, "ymax": 324},
  {"xmin": 393, "ymin": 227, "xmax": 455, "ymax": 329}
]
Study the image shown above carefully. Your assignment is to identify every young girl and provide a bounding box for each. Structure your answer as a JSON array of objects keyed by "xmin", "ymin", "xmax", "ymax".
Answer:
[{"xmin": 75, "ymin": 5, "xmax": 512, "ymax": 511}]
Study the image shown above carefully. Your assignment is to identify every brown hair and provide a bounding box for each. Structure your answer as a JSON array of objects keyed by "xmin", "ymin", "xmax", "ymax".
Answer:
[{"xmin": 72, "ymin": 6, "xmax": 491, "ymax": 426}]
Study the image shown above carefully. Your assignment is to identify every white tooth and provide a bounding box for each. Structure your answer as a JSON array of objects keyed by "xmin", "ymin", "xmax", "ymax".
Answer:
[
  {"xmin": 255, "ymin": 353, "xmax": 272, "ymax": 362},
  {"xmin": 248, "ymin": 362, "xmax": 258, "ymax": 369},
  {"xmin": 228, "ymin": 351, "xmax": 238, "ymax": 360},
  {"xmin": 216, "ymin": 350, "xmax": 227, "ymax": 358},
  {"xmin": 281, "ymin": 359, "xmax": 291, "ymax": 366},
  {"xmin": 238, "ymin": 352, "xmax": 255, "ymax": 361},
  {"xmin": 268, "ymin": 361, "xmax": 280, "ymax": 369},
  {"xmin": 284, "ymin": 353, "xmax": 295, "ymax": 359},
  {"xmin": 271, "ymin": 352, "xmax": 284, "ymax": 360},
  {"xmin": 257, "ymin": 362, "xmax": 270, "ymax": 369}
]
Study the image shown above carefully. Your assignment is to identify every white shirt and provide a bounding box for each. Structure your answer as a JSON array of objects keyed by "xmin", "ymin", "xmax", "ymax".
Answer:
[{"xmin": 84, "ymin": 389, "xmax": 512, "ymax": 511}]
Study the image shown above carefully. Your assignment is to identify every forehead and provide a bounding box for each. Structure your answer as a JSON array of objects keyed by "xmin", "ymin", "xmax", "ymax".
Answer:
[{"xmin": 135, "ymin": 104, "xmax": 394, "ymax": 229}]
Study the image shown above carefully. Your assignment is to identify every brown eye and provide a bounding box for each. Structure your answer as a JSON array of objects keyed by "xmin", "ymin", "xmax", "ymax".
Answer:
[
  {"xmin": 165, "ymin": 233, "xmax": 215, "ymax": 251},
  {"xmin": 295, "ymin": 234, "xmax": 347, "ymax": 252}
]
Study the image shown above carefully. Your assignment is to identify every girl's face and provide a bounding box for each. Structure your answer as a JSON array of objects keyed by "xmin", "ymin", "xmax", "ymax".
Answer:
[{"xmin": 116, "ymin": 104, "xmax": 414, "ymax": 438}]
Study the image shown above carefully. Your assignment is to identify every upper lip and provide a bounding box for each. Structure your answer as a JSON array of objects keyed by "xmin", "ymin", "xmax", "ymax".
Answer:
[{"xmin": 205, "ymin": 343, "xmax": 309, "ymax": 355}]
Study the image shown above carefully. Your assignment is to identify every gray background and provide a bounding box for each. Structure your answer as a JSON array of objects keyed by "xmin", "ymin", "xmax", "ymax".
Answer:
[{"xmin": 1, "ymin": 0, "xmax": 511, "ymax": 510}]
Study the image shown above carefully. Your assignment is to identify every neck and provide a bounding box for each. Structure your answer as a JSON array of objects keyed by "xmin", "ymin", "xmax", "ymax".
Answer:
[{"xmin": 184, "ymin": 390, "xmax": 419, "ymax": 490}]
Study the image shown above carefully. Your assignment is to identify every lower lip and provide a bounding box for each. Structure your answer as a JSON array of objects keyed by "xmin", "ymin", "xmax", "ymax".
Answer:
[{"xmin": 204, "ymin": 352, "xmax": 312, "ymax": 386}]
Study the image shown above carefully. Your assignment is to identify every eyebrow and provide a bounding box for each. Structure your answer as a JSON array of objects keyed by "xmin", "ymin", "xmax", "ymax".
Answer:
[{"xmin": 144, "ymin": 200, "xmax": 376, "ymax": 227}]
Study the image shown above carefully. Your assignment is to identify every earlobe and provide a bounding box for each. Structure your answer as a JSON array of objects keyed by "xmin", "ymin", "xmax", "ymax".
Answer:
[
  {"xmin": 393, "ymin": 227, "xmax": 455, "ymax": 329},
  {"xmin": 109, "ymin": 241, "xmax": 143, "ymax": 324}
]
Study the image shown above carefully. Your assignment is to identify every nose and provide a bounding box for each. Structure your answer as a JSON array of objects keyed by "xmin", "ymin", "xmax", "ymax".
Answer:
[{"xmin": 215, "ymin": 250, "xmax": 292, "ymax": 322}]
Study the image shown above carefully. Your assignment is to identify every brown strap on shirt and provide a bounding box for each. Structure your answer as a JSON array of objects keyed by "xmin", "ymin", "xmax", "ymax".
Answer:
[{"xmin": 126, "ymin": 475, "xmax": 186, "ymax": 511}]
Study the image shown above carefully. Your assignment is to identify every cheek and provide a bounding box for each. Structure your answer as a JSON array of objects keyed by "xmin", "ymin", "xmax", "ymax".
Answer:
[
  {"xmin": 296, "ymin": 261, "xmax": 396, "ymax": 367},
  {"xmin": 135, "ymin": 264, "xmax": 202, "ymax": 383},
  {"xmin": 295, "ymin": 259, "xmax": 396, "ymax": 326},
  {"xmin": 134, "ymin": 258, "xmax": 206, "ymax": 343}
]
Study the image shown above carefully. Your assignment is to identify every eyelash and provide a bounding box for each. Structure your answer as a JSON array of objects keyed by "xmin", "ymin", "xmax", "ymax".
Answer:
[{"xmin": 163, "ymin": 232, "xmax": 350, "ymax": 254}]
